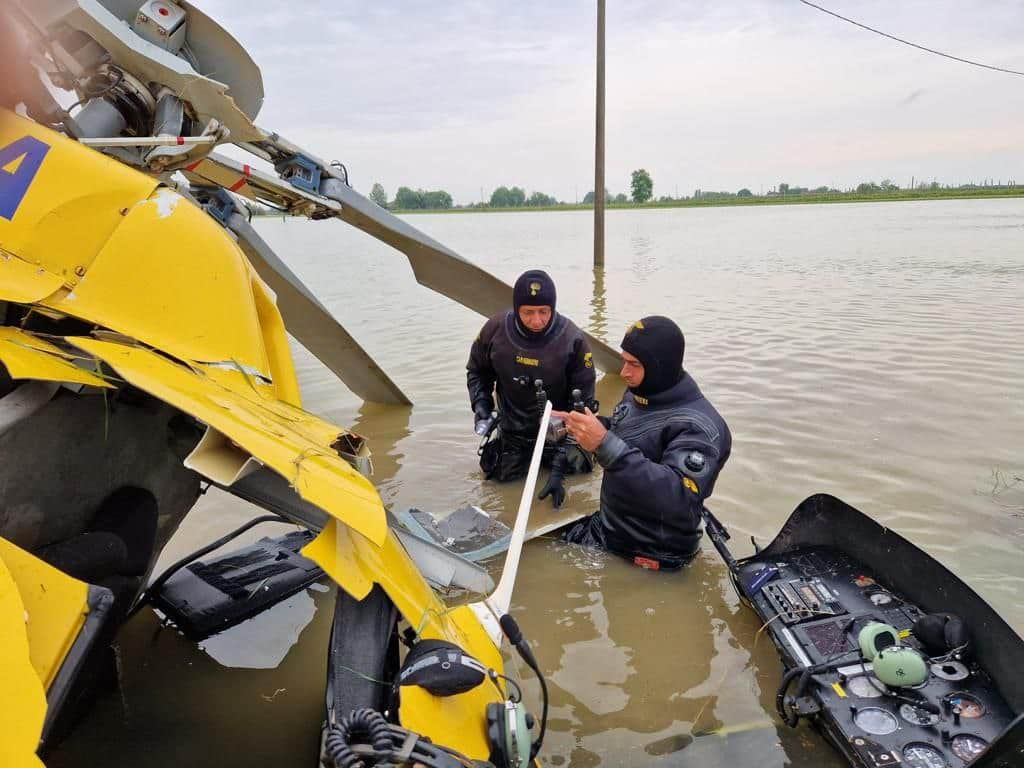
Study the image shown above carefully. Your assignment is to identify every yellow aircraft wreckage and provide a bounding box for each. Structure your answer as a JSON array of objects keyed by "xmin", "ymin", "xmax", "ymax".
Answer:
[{"xmin": 0, "ymin": 2, "xmax": 580, "ymax": 766}]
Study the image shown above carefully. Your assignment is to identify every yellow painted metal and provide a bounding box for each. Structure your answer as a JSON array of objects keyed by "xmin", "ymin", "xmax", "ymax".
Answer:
[
  {"xmin": 1, "ymin": 109, "xmax": 302, "ymax": 406},
  {"xmin": 69, "ymin": 337, "xmax": 387, "ymax": 546},
  {"xmin": 250, "ymin": 275, "xmax": 301, "ymax": 406},
  {"xmin": 0, "ymin": 538, "xmax": 90, "ymax": 691},
  {"xmin": 41, "ymin": 187, "xmax": 275, "ymax": 384},
  {"xmin": 0, "ymin": 545, "xmax": 48, "ymax": 768},
  {"xmin": 0, "ymin": 250, "xmax": 65, "ymax": 304},
  {"xmin": 0, "ymin": 328, "xmax": 113, "ymax": 388},
  {"xmin": 303, "ymin": 520, "xmax": 505, "ymax": 759},
  {"xmin": 0, "ymin": 109, "xmax": 158, "ymax": 283}
]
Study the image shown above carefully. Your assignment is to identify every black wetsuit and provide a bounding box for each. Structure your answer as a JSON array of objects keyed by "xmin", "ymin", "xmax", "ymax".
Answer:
[
  {"xmin": 467, "ymin": 310, "xmax": 595, "ymax": 481},
  {"xmin": 565, "ymin": 372, "xmax": 731, "ymax": 568}
]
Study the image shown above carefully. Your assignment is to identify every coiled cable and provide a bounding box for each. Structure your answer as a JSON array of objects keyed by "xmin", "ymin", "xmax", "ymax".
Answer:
[{"xmin": 322, "ymin": 708, "xmax": 477, "ymax": 768}]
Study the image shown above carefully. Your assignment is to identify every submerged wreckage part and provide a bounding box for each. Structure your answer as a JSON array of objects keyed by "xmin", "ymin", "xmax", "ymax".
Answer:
[
  {"xmin": 303, "ymin": 519, "xmax": 507, "ymax": 761},
  {"xmin": 707, "ymin": 495, "xmax": 1024, "ymax": 768},
  {"xmin": 68, "ymin": 337, "xmax": 387, "ymax": 546},
  {"xmin": 0, "ymin": 542, "xmax": 49, "ymax": 768}
]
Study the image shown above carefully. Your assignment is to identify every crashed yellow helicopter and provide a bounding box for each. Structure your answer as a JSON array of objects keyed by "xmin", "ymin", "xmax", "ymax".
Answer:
[{"xmin": 0, "ymin": 2, "xmax": 620, "ymax": 766}]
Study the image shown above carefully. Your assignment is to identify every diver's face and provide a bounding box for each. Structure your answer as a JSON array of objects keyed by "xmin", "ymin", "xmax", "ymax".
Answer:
[
  {"xmin": 518, "ymin": 305, "xmax": 552, "ymax": 331},
  {"xmin": 620, "ymin": 350, "xmax": 645, "ymax": 388}
]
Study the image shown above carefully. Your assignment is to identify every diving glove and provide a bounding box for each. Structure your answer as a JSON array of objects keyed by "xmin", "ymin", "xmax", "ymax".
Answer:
[
  {"xmin": 538, "ymin": 448, "xmax": 567, "ymax": 509},
  {"xmin": 473, "ymin": 403, "xmax": 495, "ymax": 436}
]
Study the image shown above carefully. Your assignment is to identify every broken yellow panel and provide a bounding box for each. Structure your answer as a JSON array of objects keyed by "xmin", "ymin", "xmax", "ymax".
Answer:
[
  {"xmin": 0, "ymin": 251, "xmax": 65, "ymax": 304},
  {"xmin": 42, "ymin": 187, "xmax": 274, "ymax": 382},
  {"xmin": 0, "ymin": 545, "xmax": 49, "ymax": 768},
  {"xmin": 0, "ymin": 538, "xmax": 90, "ymax": 690},
  {"xmin": 184, "ymin": 427, "xmax": 260, "ymax": 486},
  {"xmin": 0, "ymin": 328, "xmax": 112, "ymax": 388},
  {"xmin": 0, "ymin": 109, "xmax": 158, "ymax": 282},
  {"xmin": 250, "ymin": 274, "xmax": 301, "ymax": 407},
  {"xmin": 303, "ymin": 520, "xmax": 503, "ymax": 760},
  {"xmin": 69, "ymin": 337, "xmax": 386, "ymax": 546}
]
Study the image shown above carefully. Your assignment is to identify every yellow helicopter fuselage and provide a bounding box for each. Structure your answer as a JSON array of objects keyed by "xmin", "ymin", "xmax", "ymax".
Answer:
[{"xmin": 0, "ymin": 108, "xmax": 506, "ymax": 764}]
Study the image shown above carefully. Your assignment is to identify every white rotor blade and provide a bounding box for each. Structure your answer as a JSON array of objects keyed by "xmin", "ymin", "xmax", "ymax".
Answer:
[{"xmin": 471, "ymin": 401, "xmax": 552, "ymax": 645}]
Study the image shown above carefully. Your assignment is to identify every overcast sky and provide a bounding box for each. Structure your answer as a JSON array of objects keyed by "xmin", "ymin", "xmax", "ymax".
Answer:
[{"xmin": 199, "ymin": 1, "xmax": 1024, "ymax": 204}]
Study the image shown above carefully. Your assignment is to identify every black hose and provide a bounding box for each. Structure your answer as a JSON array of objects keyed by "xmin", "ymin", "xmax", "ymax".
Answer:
[
  {"xmin": 776, "ymin": 667, "xmax": 804, "ymax": 727},
  {"xmin": 128, "ymin": 514, "xmax": 287, "ymax": 618}
]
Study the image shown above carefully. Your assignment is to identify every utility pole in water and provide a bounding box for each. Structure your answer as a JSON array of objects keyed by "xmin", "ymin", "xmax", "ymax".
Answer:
[{"xmin": 594, "ymin": 0, "xmax": 605, "ymax": 268}]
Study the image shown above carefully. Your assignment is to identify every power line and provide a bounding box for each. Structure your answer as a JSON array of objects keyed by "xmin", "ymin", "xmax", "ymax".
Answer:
[{"xmin": 797, "ymin": 0, "xmax": 1024, "ymax": 77}]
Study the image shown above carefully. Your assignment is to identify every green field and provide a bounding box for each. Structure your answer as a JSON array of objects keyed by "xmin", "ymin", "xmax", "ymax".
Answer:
[{"xmin": 391, "ymin": 186, "xmax": 1024, "ymax": 214}]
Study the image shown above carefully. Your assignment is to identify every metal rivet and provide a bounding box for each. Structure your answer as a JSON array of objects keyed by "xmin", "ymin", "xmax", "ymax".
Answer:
[
  {"xmin": 74, "ymin": 266, "xmax": 86, "ymax": 277},
  {"xmin": 119, "ymin": 207, "xmax": 129, "ymax": 215}
]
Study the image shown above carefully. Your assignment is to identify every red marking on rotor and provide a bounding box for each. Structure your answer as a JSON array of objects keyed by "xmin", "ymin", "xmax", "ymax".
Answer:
[
  {"xmin": 158, "ymin": 6, "xmax": 170, "ymax": 16},
  {"xmin": 176, "ymin": 136, "xmax": 184, "ymax": 145},
  {"xmin": 184, "ymin": 160, "xmax": 202, "ymax": 172},
  {"xmin": 228, "ymin": 164, "xmax": 251, "ymax": 192}
]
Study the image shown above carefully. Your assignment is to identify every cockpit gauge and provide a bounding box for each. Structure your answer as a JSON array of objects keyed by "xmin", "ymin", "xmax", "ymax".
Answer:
[
  {"xmin": 902, "ymin": 743, "xmax": 948, "ymax": 768},
  {"xmin": 853, "ymin": 707, "xmax": 900, "ymax": 736},
  {"xmin": 950, "ymin": 734, "xmax": 988, "ymax": 762},
  {"xmin": 931, "ymin": 661, "xmax": 969, "ymax": 682},
  {"xmin": 848, "ymin": 675, "xmax": 887, "ymax": 698},
  {"xmin": 899, "ymin": 703, "xmax": 940, "ymax": 727},
  {"xmin": 944, "ymin": 692, "xmax": 985, "ymax": 719}
]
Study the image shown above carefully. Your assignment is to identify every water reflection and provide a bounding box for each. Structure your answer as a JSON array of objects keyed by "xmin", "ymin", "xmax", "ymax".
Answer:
[
  {"xmin": 519, "ymin": 542, "xmax": 846, "ymax": 767},
  {"xmin": 350, "ymin": 401, "xmax": 413, "ymax": 500},
  {"xmin": 589, "ymin": 268, "xmax": 608, "ymax": 343}
]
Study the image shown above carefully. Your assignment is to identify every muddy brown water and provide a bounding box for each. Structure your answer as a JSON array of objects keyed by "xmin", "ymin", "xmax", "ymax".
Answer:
[{"xmin": 49, "ymin": 200, "xmax": 1023, "ymax": 767}]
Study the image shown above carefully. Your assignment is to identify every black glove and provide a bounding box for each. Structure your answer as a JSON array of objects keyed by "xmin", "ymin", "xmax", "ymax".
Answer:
[
  {"xmin": 538, "ymin": 448, "xmax": 567, "ymax": 509},
  {"xmin": 473, "ymin": 402, "xmax": 493, "ymax": 435}
]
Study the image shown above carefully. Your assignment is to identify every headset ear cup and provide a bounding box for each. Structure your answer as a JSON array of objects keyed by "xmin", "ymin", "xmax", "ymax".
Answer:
[
  {"xmin": 487, "ymin": 702, "xmax": 508, "ymax": 767},
  {"xmin": 944, "ymin": 614, "xmax": 969, "ymax": 655},
  {"xmin": 912, "ymin": 614, "xmax": 950, "ymax": 654}
]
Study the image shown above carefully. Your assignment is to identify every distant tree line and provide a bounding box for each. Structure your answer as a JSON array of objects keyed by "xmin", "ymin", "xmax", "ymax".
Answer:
[{"xmin": 365, "ymin": 172, "xmax": 1019, "ymax": 212}]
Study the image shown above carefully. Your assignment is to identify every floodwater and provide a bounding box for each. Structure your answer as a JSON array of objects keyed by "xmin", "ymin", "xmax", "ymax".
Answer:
[{"xmin": 50, "ymin": 199, "xmax": 1023, "ymax": 767}]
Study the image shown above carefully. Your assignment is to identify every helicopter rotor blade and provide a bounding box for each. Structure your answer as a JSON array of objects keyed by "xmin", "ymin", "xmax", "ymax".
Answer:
[
  {"xmin": 225, "ymin": 211, "xmax": 411, "ymax": 405},
  {"xmin": 319, "ymin": 178, "xmax": 623, "ymax": 373},
  {"xmin": 184, "ymin": 152, "xmax": 622, "ymax": 374}
]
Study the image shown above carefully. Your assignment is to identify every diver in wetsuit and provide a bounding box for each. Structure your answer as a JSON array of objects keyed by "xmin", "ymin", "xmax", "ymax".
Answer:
[
  {"xmin": 563, "ymin": 316, "xmax": 731, "ymax": 569},
  {"xmin": 467, "ymin": 270, "xmax": 595, "ymax": 507}
]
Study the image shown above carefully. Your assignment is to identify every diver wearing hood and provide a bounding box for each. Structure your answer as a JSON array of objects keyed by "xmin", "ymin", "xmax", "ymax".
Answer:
[
  {"xmin": 562, "ymin": 316, "xmax": 731, "ymax": 569},
  {"xmin": 467, "ymin": 270, "xmax": 596, "ymax": 502}
]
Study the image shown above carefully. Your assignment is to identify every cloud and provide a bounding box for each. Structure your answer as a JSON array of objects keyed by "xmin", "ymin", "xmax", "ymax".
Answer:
[{"xmin": 197, "ymin": 0, "xmax": 1024, "ymax": 203}]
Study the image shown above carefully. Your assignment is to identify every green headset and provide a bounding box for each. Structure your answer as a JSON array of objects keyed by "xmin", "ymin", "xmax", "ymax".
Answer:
[{"xmin": 858, "ymin": 621, "xmax": 929, "ymax": 687}]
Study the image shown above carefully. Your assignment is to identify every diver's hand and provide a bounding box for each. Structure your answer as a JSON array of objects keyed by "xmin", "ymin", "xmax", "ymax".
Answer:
[
  {"xmin": 539, "ymin": 448, "xmax": 568, "ymax": 508},
  {"xmin": 538, "ymin": 475, "xmax": 566, "ymax": 509},
  {"xmin": 550, "ymin": 409, "xmax": 570, "ymax": 421},
  {"xmin": 565, "ymin": 408, "xmax": 606, "ymax": 452},
  {"xmin": 473, "ymin": 403, "xmax": 494, "ymax": 435}
]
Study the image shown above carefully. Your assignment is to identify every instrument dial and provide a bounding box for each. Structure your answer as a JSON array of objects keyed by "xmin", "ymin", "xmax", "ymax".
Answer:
[
  {"xmin": 944, "ymin": 692, "xmax": 985, "ymax": 719},
  {"xmin": 848, "ymin": 676, "xmax": 887, "ymax": 698},
  {"xmin": 902, "ymin": 743, "xmax": 948, "ymax": 768},
  {"xmin": 950, "ymin": 734, "xmax": 988, "ymax": 763},
  {"xmin": 899, "ymin": 703, "xmax": 940, "ymax": 726},
  {"xmin": 853, "ymin": 707, "xmax": 900, "ymax": 736}
]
